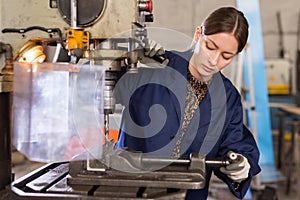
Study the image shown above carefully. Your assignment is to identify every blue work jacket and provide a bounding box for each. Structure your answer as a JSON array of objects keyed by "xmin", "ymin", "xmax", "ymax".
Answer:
[{"xmin": 115, "ymin": 50, "xmax": 261, "ymax": 199}]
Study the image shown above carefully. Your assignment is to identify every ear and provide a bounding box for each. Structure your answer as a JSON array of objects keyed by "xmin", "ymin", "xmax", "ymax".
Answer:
[{"xmin": 193, "ymin": 26, "xmax": 202, "ymax": 43}]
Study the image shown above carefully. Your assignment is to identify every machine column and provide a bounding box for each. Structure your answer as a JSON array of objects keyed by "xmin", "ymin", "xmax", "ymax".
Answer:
[
  {"xmin": 0, "ymin": 42, "xmax": 13, "ymax": 190},
  {"xmin": 0, "ymin": 92, "xmax": 12, "ymax": 190}
]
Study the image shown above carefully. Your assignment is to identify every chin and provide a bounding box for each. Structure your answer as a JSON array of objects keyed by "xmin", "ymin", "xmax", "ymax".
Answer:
[{"xmin": 198, "ymin": 68, "xmax": 210, "ymax": 77}]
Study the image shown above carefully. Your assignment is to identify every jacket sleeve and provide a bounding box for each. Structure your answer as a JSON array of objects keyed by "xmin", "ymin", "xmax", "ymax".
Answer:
[{"xmin": 213, "ymin": 84, "xmax": 261, "ymax": 199}]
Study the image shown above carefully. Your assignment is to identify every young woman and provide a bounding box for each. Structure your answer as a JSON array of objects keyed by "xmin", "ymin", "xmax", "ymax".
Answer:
[{"xmin": 115, "ymin": 7, "xmax": 261, "ymax": 199}]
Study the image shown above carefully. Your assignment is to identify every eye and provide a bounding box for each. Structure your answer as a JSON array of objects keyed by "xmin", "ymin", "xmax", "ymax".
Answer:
[
  {"xmin": 221, "ymin": 53, "xmax": 235, "ymax": 60},
  {"xmin": 205, "ymin": 40, "xmax": 217, "ymax": 51}
]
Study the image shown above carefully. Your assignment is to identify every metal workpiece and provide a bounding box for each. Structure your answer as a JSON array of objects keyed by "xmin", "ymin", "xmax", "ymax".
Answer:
[
  {"xmin": 69, "ymin": 151, "xmax": 207, "ymax": 190},
  {"xmin": 227, "ymin": 151, "xmax": 238, "ymax": 161},
  {"xmin": 9, "ymin": 161, "xmax": 188, "ymax": 199},
  {"xmin": 7, "ymin": 151, "xmax": 237, "ymax": 199},
  {"xmin": 204, "ymin": 151, "xmax": 238, "ymax": 167},
  {"xmin": 121, "ymin": 152, "xmax": 233, "ymax": 171},
  {"xmin": 92, "ymin": 149, "xmax": 206, "ymax": 173},
  {"xmin": 69, "ymin": 152, "xmax": 207, "ymax": 194},
  {"xmin": 205, "ymin": 158, "xmax": 230, "ymax": 167}
]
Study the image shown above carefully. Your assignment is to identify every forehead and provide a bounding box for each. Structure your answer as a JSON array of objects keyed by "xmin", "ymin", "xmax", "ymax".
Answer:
[{"xmin": 206, "ymin": 32, "xmax": 238, "ymax": 53}]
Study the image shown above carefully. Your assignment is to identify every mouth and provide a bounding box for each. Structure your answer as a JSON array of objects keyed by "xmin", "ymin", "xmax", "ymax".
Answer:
[{"xmin": 202, "ymin": 64, "xmax": 215, "ymax": 73}]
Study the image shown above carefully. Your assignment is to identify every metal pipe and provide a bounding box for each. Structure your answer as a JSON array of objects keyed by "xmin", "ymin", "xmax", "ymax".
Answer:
[
  {"xmin": 127, "ymin": 38, "xmax": 138, "ymax": 73},
  {"xmin": 0, "ymin": 92, "xmax": 12, "ymax": 190},
  {"xmin": 142, "ymin": 156, "xmax": 231, "ymax": 167},
  {"xmin": 0, "ymin": 43, "xmax": 13, "ymax": 72},
  {"xmin": 70, "ymin": 0, "xmax": 77, "ymax": 28},
  {"xmin": 205, "ymin": 159, "xmax": 230, "ymax": 167}
]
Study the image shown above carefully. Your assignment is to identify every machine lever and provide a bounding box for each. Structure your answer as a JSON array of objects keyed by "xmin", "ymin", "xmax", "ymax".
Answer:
[
  {"xmin": 205, "ymin": 159, "xmax": 230, "ymax": 167},
  {"xmin": 205, "ymin": 151, "xmax": 238, "ymax": 167},
  {"xmin": 2, "ymin": 26, "xmax": 63, "ymax": 41}
]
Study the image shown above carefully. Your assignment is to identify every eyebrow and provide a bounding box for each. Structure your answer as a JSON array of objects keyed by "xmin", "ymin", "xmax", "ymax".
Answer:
[{"xmin": 206, "ymin": 37, "xmax": 236, "ymax": 55}]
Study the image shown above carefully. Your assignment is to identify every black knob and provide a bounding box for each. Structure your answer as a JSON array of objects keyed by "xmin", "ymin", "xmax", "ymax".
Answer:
[{"xmin": 145, "ymin": 14, "xmax": 154, "ymax": 22}]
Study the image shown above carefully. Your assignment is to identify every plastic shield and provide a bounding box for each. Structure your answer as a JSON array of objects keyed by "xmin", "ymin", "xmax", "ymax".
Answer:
[{"xmin": 13, "ymin": 62, "xmax": 105, "ymax": 162}]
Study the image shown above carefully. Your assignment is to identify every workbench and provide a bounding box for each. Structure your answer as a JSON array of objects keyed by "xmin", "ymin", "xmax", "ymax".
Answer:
[{"xmin": 274, "ymin": 103, "xmax": 300, "ymax": 194}]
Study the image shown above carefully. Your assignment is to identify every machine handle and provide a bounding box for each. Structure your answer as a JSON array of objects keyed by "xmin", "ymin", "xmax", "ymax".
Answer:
[
  {"xmin": 2, "ymin": 26, "xmax": 63, "ymax": 41},
  {"xmin": 205, "ymin": 151, "xmax": 238, "ymax": 167},
  {"xmin": 142, "ymin": 152, "xmax": 238, "ymax": 167}
]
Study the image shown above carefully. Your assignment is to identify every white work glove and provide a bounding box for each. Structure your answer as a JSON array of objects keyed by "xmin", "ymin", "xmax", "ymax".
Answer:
[
  {"xmin": 220, "ymin": 152, "xmax": 251, "ymax": 183},
  {"xmin": 139, "ymin": 39, "xmax": 169, "ymax": 66}
]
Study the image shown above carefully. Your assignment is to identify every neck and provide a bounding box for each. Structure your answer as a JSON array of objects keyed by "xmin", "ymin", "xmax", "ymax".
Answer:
[{"xmin": 188, "ymin": 63, "xmax": 212, "ymax": 84}]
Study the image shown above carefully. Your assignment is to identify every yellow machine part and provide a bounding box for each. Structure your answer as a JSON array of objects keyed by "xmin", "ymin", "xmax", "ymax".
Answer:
[
  {"xmin": 267, "ymin": 84, "xmax": 290, "ymax": 95},
  {"xmin": 66, "ymin": 28, "xmax": 90, "ymax": 51}
]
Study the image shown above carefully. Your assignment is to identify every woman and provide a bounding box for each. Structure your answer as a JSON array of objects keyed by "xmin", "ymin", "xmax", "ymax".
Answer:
[{"xmin": 115, "ymin": 6, "xmax": 261, "ymax": 199}]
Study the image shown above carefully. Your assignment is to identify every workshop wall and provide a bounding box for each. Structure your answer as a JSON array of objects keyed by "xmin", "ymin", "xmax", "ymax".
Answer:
[
  {"xmin": 151, "ymin": 0, "xmax": 300, "ymax": 60},
  {"xmin": 151, "ymin": 0, "xmax": 300, "ymax": 94},
  {"xmin": 0, "ymin": 0, "xmax": 68, "ymax": 65},
  {"xmin": 151, "ymin": 0, "xmax": 235, "ymax": 38}
]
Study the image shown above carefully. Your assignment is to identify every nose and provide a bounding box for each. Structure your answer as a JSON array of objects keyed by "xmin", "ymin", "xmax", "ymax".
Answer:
[{"xmin": 208, "ymin": 51, "xmax": 220, "ymax": 66}]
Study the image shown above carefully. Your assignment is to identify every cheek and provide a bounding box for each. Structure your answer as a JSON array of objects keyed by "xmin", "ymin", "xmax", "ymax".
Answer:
[
  {"xmin": 194, "ymin": 40, "xmax": 201, "ymax": 54},
  {"xmin": 195, "ymin": 52, "xmax": 207, "ymax": 66},
  {"xmin": 193, "ymin": 43, "xmax": 209, "ymax": 65},
  {"xmin": 217, "ymin": 60, "xmax": 232, "ymax": 70},
  {"xmin": 197, "ymin": 47, "xmax": 207, "ymax": 61}
]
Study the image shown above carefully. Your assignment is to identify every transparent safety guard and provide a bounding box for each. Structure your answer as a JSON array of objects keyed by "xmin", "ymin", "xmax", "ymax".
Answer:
[{"xmin": 13, "ymin": 62, "xmax": 105, "ymax": 163}]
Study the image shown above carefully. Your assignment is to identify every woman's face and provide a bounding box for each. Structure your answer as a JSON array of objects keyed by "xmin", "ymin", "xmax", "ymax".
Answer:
[{"xmin": 190, "ymin": 29, "xmax": 238, "ymax": 82}]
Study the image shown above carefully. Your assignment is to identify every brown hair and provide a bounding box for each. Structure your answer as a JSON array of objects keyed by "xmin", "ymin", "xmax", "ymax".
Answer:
[{"xmin": 202, "ymin": 7, "xmax": 249, "ymax": 53}]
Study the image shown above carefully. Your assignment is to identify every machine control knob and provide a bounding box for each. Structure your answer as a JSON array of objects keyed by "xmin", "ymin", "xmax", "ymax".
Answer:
[
  {"xmin": 146, "ymin": 0, "xmax": 153, "ymax": 13},
  {"xmin": 139, "ymin": 0, "xmax": 153, "ymax": 13},
  {"xmin": 145, "ymin": 14, "xmax": 154, "ymax": 22}
]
